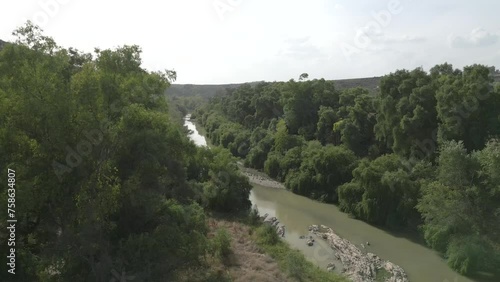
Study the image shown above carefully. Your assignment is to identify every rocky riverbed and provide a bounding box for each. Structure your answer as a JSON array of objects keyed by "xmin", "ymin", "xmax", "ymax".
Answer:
[
  {"xmin": 309, "ymin": 224, "xmax": 409, "ymax": 282},
  {"xmin": 260, "ymin": 213, "xmax": 286, "ymax": 237},
  {"xmin": 240, "ymin": 161, "xmax": 408, "ymax": 281}
]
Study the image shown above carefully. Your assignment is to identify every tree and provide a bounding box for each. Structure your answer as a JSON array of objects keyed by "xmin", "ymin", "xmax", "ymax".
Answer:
[
  {"xmin": 201, "ymin": 148, "xmax": 252, "ymax": 213},
  {"xmin": 0, "ymin": 22, "xmax": 233, "ymax": 281},
  {"xmin": 436, "ymin": 64, "xmax": 500, "ymax": 151},
  {"xmin": 274, "ymin": 119, "xmax": 303, "ymax": 153},
  {"xmin": 285, "ymin": 142, "xmax": 358, "ymax": 202},
  {"xmin": 374, "ymin": 68, "xmax": 438, "ymax": 159},
  {"xmin": 339, "ymin": 154, "xmax": 432, "ymax": 228},
  {"xmin": 316, "ymin": 106, "xmax": 338, "ymax": 145},
  {"xmin": 337, "ymin": 89, "xmax": 378, "ymax": 156},
  {"xmin": 417, "ymin": 140, "xmax": 500, "ymax": 275}
]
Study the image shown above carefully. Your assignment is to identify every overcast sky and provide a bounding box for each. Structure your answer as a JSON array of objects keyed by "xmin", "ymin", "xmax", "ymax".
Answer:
[{"xmin": 1, "ymin": 0, "xmax": 499, "ymax": 84}]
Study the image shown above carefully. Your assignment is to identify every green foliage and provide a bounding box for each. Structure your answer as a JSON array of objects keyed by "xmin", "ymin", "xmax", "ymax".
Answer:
[
  {"xmin": 286, "ymin": 250, "xmax": 307, "ymax": 281},
  {"xmin": 436, "ymin": 65, "xmax": 500, "ymax": 151},
  {"xmin": 337, "ymin": 88, "xmax": 378, "ymax": 157},
  {"xmin": 193, "ymin": 54, "xmax": 500, "ymax": 278},
  {"xmin": 339, "ymin": 154, "xmax": 431, "ymax": 227},
  {"xmin": 211, "ymin": 228, "xmax": 232, "ymax": 260},
  {"xmin": 247, "ymin": 205, "xmax": 261, "ymax": 226},
  {"xmin": 274, "ymin": 119, "xmax": 304, "ymax": 153},
  {"xmin": 285, "ymin": 143, "xmax": 358, "ymax": 202},
  {"xmin": 417, "ymin": 140, "xmax": 500, "ymax": 275},
  {"xmin": 201, "ymin": 148, "xmax": 252, "ymax": 213},
  {"xmin": 253, "ymin": 223, "xmax": 347, "ymax": 282},
  {"xmin": 282, "ymin": 79, "xmax": 339, "ymax": 139},
  {"xmin": 338, "ymin": 182, "xmax": 364, "ymax": 216},
  {"xmin": 375, "ymin": 268, "xmax": 391, "ymax": 282},
  {"xmin": 256, "ymin": 224, "xmax": 280, "ymax": 246},
  {"xmin": 374, "ymin": 68, "xmax": 438, "ymax": 158},
  {"xmin": 446, "ymin": 235, "xmax": 495, "ymax": 275},
  {"xmin": 0, "ymin": 22, "xmax": 250, "ymax": 281},
  {"xmin": 264, "ymin": 152, "xmax": 282, "ymax": 179},
  {"xmin": 316, "ymin": 106, "xmax": 339, "ymax": 145}
]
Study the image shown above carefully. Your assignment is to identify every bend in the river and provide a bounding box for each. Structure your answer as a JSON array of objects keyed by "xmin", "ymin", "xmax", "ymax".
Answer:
[{"xmin": 184, "ymin": 114, "xmax": 477, "ymax": 282}]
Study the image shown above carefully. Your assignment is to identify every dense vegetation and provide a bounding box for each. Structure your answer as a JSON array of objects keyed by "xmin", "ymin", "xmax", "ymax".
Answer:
[
  {"xmin": 166, "ymin": 77, "xmax": 380, "ymax": 100},
  {"xmin": 0, "ymin": 23, "xmax": 255, "ymax": 281},
  {"xmin": 194, "ymin": 66, "xmax": 500, "ymax": 276}
]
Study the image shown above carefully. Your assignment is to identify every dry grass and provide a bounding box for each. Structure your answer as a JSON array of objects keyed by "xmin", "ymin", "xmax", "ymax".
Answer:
[
  {"xmin": 207, "ymin": 217, "xmax": 291, "ymax": 282},
  {"xmin": 176, "ymin": 215, "xmax": 346, "ymax": 282}
]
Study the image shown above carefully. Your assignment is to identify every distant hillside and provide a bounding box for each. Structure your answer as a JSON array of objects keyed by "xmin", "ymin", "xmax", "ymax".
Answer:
[
  {"xmin": 167, "ymin": 77, "xmax": 382, "ymax": 98},
  {"xmin": 166, "ymin": 82, "xmax": 262, "ymax": 99},
  {"xmin": 331, "ymin": 76, "xmax": 381, "ymax": 93}
]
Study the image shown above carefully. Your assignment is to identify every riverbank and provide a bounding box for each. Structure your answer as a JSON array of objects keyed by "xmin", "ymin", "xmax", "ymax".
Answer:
[
  {"xmin": 175, "ymin": 215, "xmax": 290, "ymax": 281},
  {"xmin": 185, "ymin": 115, "xmax": 478, "ymax": 282},
  {"xmin": 242, "ymin": 167, "xmax": 410, "ymax": 280},
  {"xmin": 187, "ymin": 116, "xmax": 407, "ymax": 280},
  {"xmin": 255, "ymin": 214, "xmax": 349, "ymax": 282},
  {"xmin": 176, "ymin": 213, "xmax": 348, "ymax": 282},
  {"xmin": 309, "ymin": 225, "xmax": 408, "ymax": 282},
  {"xmin": 237, "ymin": 161, "xmax": 286, "ymax": 189}
]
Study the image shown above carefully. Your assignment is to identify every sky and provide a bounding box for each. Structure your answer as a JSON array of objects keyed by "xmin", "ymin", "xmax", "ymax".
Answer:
[{"xmin": 1, "ymin": 0, "xmax": 499, "ymax": 84}]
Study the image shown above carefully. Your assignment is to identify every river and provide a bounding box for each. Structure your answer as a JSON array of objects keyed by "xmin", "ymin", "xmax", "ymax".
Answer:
[{"xmin": 184, "ymin": 115, "xmax": 476, "ymax": 282}]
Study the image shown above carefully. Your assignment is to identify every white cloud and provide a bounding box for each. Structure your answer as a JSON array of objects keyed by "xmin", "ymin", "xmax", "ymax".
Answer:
[
  {"xmin": 449, "ymin": 28, "xmax": 499, "ymax": 48},
  {"xmin": 278, "ymin": 37, "xmax": 328, "ymax": 60},
  {"xmin": 381, "ymin": 34, "xmax": 426, "ymax": 43},
  {"xmin": 361, "ymin": 27, "xmax": 426, "ymax": 44},
  {"xmin": 2, "ymin": 0, "xmax": 500, "ymax": 83}
]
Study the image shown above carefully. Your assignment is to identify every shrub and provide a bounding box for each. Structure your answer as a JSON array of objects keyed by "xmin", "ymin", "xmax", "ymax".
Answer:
[
  {"xmin": 211, "ymin": 228, "xmax": 232, "ymax": 260},
  {"xmin": 286, "ymin": 250, "xmax": 306, "ymax": 281},
  {"xmin": 256, "ymin": 224, "xmax": 280, "ymax": 246},
  {"xmin": 247, "ymin": 205, "xmax": 261, "ymax": 226},
  {"xmin": 264, "ymin": 153, "xmax": 281, "ymax": 179}
]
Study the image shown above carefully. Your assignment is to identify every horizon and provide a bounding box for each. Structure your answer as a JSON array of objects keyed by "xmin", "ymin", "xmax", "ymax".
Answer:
[{"xmin": 1, "ymin": 0, "xmax": 499, "ymax": 84}]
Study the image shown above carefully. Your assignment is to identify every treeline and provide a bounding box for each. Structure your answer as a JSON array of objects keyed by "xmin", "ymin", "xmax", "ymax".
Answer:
[
  {"xmin": 0, "ymin": 23, "xmax": 252, "ymax": 281},
  {"xmin": 193, "ymin": 66, "xmax": 500, "ymax": 275}
]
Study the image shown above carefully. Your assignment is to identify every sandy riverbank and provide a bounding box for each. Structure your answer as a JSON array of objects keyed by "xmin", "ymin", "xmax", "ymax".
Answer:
[{"xmin": 237, "ymin": 161, "xmax": 286, "ymax": 189}]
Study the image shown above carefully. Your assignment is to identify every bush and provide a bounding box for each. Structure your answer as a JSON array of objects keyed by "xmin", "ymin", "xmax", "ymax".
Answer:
[
  {"xmin": 264, "ymin": 153, "xmax": 281, "ymax": 179},
  {"xmin": 203, "ymin": 148, "xmax": 252, "ymax": 213},
  {"xmin": 211, "ymin": 228, "xmax": 232, "ymax": 260},
  {"xmin": 256, "ymin": 224, "xmax": 279, "ymax": 246},
  {"xmin": 244, "ymin": 147, "xmax": 268, "ymax": 169},
  {"xmin": 247, "ymin": 205, "xmax": 261, "ymax": 226},
  {"xmin": 446, "ymin": 235, "xmax": 496, "ymax": 275},
  {"xmin": 286, "ymin": 250, "xmax": 306, "ymax": 281}
]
